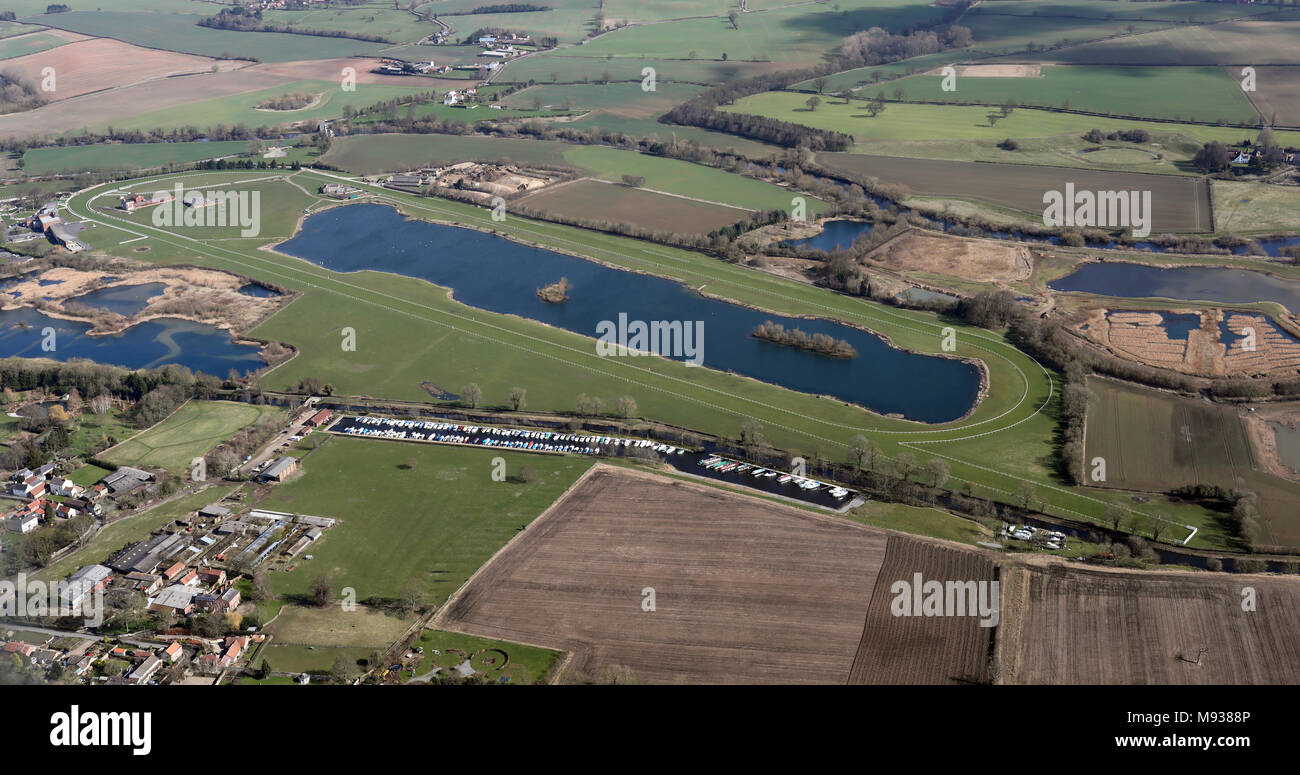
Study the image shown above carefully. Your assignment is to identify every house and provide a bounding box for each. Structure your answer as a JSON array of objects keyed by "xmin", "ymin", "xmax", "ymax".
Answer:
[
  {"xmin": 119, "ymin": 192, "xmax": 174, "ymax": 212},
  {"xmin": 160, "ymin": 642, "xmax": 183, "ymax": 663},
  {"xmin": 7, "ymin": 512, "xmax": 39, "ymax": 534},
  {"xmin": 128, "ymin": 654, "xmax": 163, "ymax": 685},
  {"xmin": 11, "ymin": 475, "xmax": 45, "ymax": 498},
  {"xmin": 259, "ymin": 456, "xmax": 299, "ymax": 483},
  {"xmin": 61, "ymin": 564, "xmax": 112, "ymax": 609},
  {"xmin": 197, "ymin": 568, "xmax": 226, "ymax": 587},
  {"xmin": 1233, "ymin": 152, "xmax": 1251, "ymax": 164},
  {"xmin": 31, "ymin": 648, "xmax": 59, "ymax": 665},
  {"xmin": 3, "ymin": 641, "xmax": 36, "ymax": 657},
  {"xmin": 218, "ymin": 587, "xmax": 241, "ymax": 613},
  {"xmin": 177, "ymin": 569, "xmax": 199, "ymax": 587},
  {"xmin": 304, "ymin": 408, "xmax": 333, "ymax": 428},
  {"xmin": 161, "ymin": 562, "xmax": 186, "ymax": 582},
  {"xmin": 48, "ymin": 477, "xmax": 84, "ymax": 498}
]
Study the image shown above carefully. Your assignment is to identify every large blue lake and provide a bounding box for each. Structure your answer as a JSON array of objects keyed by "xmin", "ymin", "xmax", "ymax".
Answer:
[
  {"xmin": 277, "ymin": 204, "xmax": 982, "ymax": 423},
  {"xmin": 0, "ymin": 307, "xmax": 264, "ymax": 376}
]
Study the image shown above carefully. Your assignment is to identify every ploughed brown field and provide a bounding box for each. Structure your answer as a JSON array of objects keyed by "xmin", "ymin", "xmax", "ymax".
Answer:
[
  {"xmin": 848, "ymin": 535, "xmax": 996, "ymax": 684},
  {"xmin": 515, "ymin": 178, "xmax": 753, "ymax": 235},
  {"xmin": 439, "ymin": 465, "xmax": 997, "ymax": 684},
  {"xmin": 819, "ymin": 153, "xmax": 1212, "ymax": 234},
  {"xmin": 998, "ymin": 564, "xmax": 1300, "ymax": 684},
  {"xmin": 3, "ymin": 38, "xmax": 234, "ymax": 101}
]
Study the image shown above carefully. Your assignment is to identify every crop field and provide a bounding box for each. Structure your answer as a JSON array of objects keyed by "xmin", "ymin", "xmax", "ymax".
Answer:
[
  {"xmin": 501, "ymin": 82, "xmax": 704, "ymax": 119},
  {"xmin": 1, "ymin": 37, "xmax": 223, "ymax": 101},
  {"xmin": 727, "ymin": 92, "xmax": 1300, "ymax": 148},
  {"xmin": 848, "ymin": 535, "xmax": 996, "ymax": 684},
  {"xmin": 1014, "ymin": 20, "xmax": 1300, "ymax": 66},
  {"xmin": 516, "ymin": 178, "xmax": 753, "ymax": 234},
  {"xmin": 884, "ymin": 65, "xmax": 1257, "ymax": 124},
  {"xmin": 262, "ymin": 437, "xmax": 593, "ymax": 605},
  {"xmin": 84, "ymin": 79, "xmax": 432, "ymax": 135},
  {"xmin": 819, "ymin": 153, "xmax": 1213, "ymax": 233},
  {"xmin": 321, "ymin": 134, "xmax": 573, "ymax": 174},
  {"xmin": 438, "ymin": 466, "xmax": 893, "ymax": 684},
  {"xmin": 0, "ymin": 70, "xmax": 290, "ymax": 139},
  {"xmin": 1241, "ymin": 65, "xmax": 1300, "ymax": 127},
  {"xmin": 22, "ymin": 140, "xmax": 254, "ymax": 175},
  {"xmin": 101, "ymin": 400, "xmax": 284, "ymax": 474},
  {"xmin": 1084, "ymin": 376, "xmax": 1300, "ymax": 546},
  {"xmin": 0, "ymin": 30, "xmax": 69, "ymax": 59},
  {"xmin": 999, "ymin": 564, "xmax": 1300, "ymax": 684},
  {"xmin": 262, "ymin": 6, "xmax": 437, "ymax": 44},
  {"xmin": 28, "ymin": 10, "xmax": 396, "ymax": 62}
]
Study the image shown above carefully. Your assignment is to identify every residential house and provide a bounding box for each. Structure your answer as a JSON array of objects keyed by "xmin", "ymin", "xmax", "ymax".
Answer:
[
  {"xmin": 160, "ymin": 642, "xmax": 183, "ymax": 663},
  {"xmin": 6, "ymin": 512, "xmax": 38, "ymax": 534}
]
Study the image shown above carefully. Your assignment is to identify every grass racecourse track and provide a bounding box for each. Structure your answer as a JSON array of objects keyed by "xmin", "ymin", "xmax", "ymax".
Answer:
[
  {"xmin": 62, "ymin": 169, "xmax": 1237, "ymax": 547},
  {"xmin": 100, "ymin": 400, "xmax": 284, "ymax": 475}
]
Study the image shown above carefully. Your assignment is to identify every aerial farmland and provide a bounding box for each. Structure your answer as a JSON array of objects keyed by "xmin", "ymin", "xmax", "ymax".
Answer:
[{"xmin": 0, "ymin": 0, "xmax": 1296, "ymax": 737}]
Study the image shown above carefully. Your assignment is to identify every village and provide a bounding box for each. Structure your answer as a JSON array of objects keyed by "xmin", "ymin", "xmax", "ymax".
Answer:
[{"xmin": 0, "ymin": 402, "xmax": 341, "ymax": 686}]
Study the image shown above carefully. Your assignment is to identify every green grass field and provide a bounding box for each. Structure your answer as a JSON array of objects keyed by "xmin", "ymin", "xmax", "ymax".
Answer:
[
  {"xmin": 27, "ymin": 10, "xmax": 395, "ymax": 62},
  {"xmin": 1009, "ymin": 19, "xmax": 1300, "ymax": 66},
  {"xmin": 727, "ymin": 92, "xmax": 1300, "ymax": 147},
  {"xmin": 500, "ymin": 82, "xmax": 703, "ymax": 118},
  {"xmin": 263, "ymin": 5, "xmax": 437, "ymax": 44},
  {"xmin": 101, "ymin": 400, "xmax": 284, "ymax": 474},
  {"xmin": 22, "ymin": 141, "xmax": 255, "ymax": 175},
  {"xmin": 87, "ymin": 80, "xmax": 432, "ymax": 135},
  {"xmin": 1213, "ymin": 181, "xmax": 1300, "ymax": 235},
  {"xmin": 1084, "ymin": 376, "xmax": 1300, "ymax": 548},
  {"xmin": 882, "ymin": 65, "xmax": 1258, "ymax": 124},
  {"xmin": 557, "ymin": 144, "xmax": 826, "ymax": 212},
  {"xmin": 261, "ymin": 438, "xmax": 593, "ymax": 605},
  {"xmin": 0, "ymin": 30, "xmax": 65, "ymax": 59}
]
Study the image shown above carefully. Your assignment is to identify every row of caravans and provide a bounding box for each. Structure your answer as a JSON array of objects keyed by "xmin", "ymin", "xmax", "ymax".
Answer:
[
  {"xmin": 337, "ymin": 416, "xmax": 688, "ymax": 457},
  {"xmin": 697, "ymin": 456, "xmax": 851, "ymax": 500}
]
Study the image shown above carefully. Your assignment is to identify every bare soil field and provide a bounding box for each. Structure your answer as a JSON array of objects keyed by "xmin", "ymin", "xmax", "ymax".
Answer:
[
  {"xmin": 866, "ymin": 229, "xmax": 1030, "ymax": 284},
  {"xmin": 0, "ymin": 68, "xmax": 288, "ymax": 138},
  {"xmin": 998, "ymin": 563, "xmax": 1300, "ymax": 684},
  {"xmin": 847, "ymin": 535, "xmax": 996, "ymax": 684},
  {"xmin": 1237, "ymin": 65, "xmax": 1300, "ymax": 127},
  {"xmin": 819, "ymin": 153, "xmax": 1213, "ymax": 233},
  {"xmin": 2, "ymin": 38, "xmax": 235, "ymax": 101},
  {"xmin": 439, "ymin": 466, "xmax": 892, "ymax": 684},
  {"xmin": 249, "ymin": 58, "xmax": 419, "ymax": 86},
  {"xmin": 516, "ymin": 178, "xmax": 753, "ymax": 235}
]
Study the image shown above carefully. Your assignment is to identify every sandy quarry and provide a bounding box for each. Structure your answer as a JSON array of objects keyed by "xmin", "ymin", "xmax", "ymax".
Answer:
[{"xmin": 865, "ymin": 229, "xmax": 1030, "ymax": 284}]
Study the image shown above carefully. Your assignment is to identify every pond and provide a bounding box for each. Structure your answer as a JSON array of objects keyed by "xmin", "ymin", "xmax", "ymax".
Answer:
[
  {"xmin": 0, "ymin": 306, "xmax": 264, "ymax": 377},
  {"xmin": 238, "ymin": 283, "xmax": 281, "ymax": 298},
  {"xmin": 275, "ymin": 204, "xmax": 983, "ymax": 423},
  {"xmin": 68, "ymin": 282, "xmax": 167, "ymax": 316},
  {"xmin": 1050, "ymin": 262, "xmax": 1300, "ymax": 313}
]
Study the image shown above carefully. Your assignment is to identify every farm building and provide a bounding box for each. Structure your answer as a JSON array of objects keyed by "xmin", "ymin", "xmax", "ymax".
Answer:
[
  {"xmin": 119, "ymin": 192, "xmax": 174, "ymax": 211},
  {"xmin": 198, "ymin": 504, "xmax": 230, "ymax": 519},
  {"xmin": 102, "ymin": 466, "xmax": 154, "ymax": 495},
  {"xmin": 259, "ymin": 456, "xmax": 300, "ymax": 483},
  {"xmin": 304, "ymin": 408, "xmax": 333, "ymax": 428},
  {"xmin": 61, "ymin": 564, "xmax": 112, "ymax": 609},
  {"xmin": 148, "ymin": 584, "xmax": 200, "ymax": 615},
  {"xmin": 6, "ymin": 512, "xmax": 38, "ymax": 534}
]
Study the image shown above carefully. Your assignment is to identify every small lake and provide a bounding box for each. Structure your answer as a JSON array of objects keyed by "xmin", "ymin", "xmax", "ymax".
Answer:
[
  {"xmin": 239, "ymin": 283, "xmax": 281, "ymax": 298},
  {"xmin": 0, "ymin": 307, "xmax": 264, "ymax": 377},
  {"xmin": 1270, "ymin": 422, "xmax": 1300, "ymax": 474},
  {"xmin": 1050, "ymin": 262, "xmax": 1300, "ymax": 312},
  {"xmin": 782, "ymin": 219, "xmax": 876, "ymax": 251},
  {"xmin": 276, "ymin": 204, "xmax": 982, "ymax": 423},
  {"xmin": 69, "ymin": 282, "xmax": 166, "ymax": 316}
]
